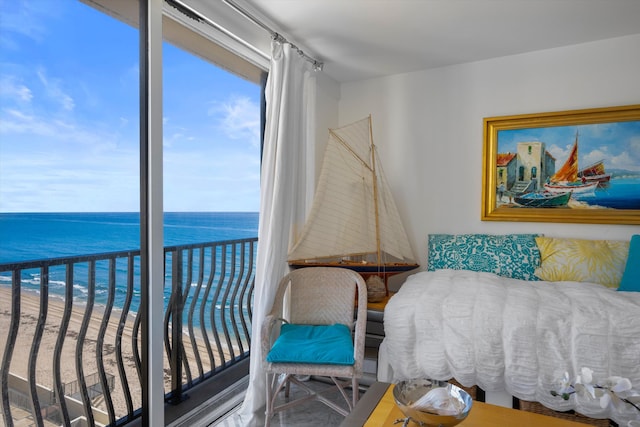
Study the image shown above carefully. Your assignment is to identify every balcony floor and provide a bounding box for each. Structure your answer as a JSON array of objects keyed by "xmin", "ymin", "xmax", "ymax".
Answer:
[{"xmin": 209, "ymin": 377, "xmax": 360, "ymax": 427}]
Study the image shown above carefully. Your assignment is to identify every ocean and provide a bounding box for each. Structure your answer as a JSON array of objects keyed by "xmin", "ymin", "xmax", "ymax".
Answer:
[
  {"xmin": 569, "ymin": 177, "xmax": 640, "ymax": 209},
  {"xmin": 0, "ymin": 212, "xmax": 259, "ymax": 263},
  {"xmin": 0, "ymin": 212, "xmax": 259, "ymax": 318}
]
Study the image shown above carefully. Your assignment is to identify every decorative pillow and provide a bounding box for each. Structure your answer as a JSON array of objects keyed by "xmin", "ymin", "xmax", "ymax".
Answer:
[
  {"xmin": 266, "ymin": 323, "xmax": 354, "ymax": 365},
  {"xmin": 427, "ymin": 234, "xmax": 541, "ymax": 281},
  {"xmin": 534, "ymin": 237, "xmax": 629, "ymax": 288},
  {"xmin": 619, "ymin": 235, "xmax": 640, "ymax": 292}
]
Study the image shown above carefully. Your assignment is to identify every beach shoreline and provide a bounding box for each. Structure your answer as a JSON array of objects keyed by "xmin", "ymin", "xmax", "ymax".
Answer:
[{"xmin": 0, "ymin": 286, "xmax": 234, "ymax": 423}]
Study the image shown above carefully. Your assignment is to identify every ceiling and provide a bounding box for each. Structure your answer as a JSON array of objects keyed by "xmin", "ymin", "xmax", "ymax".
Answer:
[{"xmin": 241, "ymin": 0, "xmax": 640, "ymax": 83}]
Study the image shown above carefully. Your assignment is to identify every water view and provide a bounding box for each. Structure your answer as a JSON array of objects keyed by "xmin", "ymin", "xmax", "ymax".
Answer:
[
  {"xmin": 571, "ymin": 176, "xmax": 640, "ymax": 209},
  {"xmin": 0, "ymin": 212, "xmax": 259, "ymax": 313}
]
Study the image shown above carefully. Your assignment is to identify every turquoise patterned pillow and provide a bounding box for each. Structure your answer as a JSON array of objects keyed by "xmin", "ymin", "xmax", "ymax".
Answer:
[{"xmin": 427, "ymin": 234, "xmax": 541, "ymax": 281}]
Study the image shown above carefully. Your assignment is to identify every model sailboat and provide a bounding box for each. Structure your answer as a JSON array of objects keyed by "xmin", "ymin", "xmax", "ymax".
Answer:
[{"xmin": 288, "ymin": 116, "xmax": 418, "ymax": 273}]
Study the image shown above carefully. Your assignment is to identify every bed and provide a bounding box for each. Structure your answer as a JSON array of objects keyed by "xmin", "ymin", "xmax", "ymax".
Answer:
[{"xmin": 377, "ymin": 234, "xmax": 640, "ymax": 426}]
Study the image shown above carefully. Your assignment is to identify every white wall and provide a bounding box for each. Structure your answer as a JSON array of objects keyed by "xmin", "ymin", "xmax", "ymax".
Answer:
[
  {"xmin": 313, "ymin": 73, "xmax": 340, "ymax": 179},
  {"xmin": 337, "ymin": 34, "xmax": 640, "ymax": 285}
]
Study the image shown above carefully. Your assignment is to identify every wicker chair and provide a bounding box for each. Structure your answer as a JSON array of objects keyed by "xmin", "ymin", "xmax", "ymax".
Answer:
[{"xmin": 262, "ymin": 267, "xmax": 367, "ymax": 426}]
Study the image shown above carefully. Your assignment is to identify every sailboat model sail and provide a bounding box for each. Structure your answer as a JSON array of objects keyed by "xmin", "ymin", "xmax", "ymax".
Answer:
[{"xmin": 288, "ymin": 116, "xmax": 418, "ymax": 271}]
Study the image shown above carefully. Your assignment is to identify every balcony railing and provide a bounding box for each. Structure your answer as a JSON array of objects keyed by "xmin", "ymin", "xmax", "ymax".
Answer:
[{"xmin": 0, "ymin": 237, "xmax": 257, "ymax": 427}]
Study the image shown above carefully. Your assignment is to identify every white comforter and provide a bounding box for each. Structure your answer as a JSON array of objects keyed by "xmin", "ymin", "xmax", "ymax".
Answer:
[{"xmin": 383, "ymin": 269, "xmax": 640, "ymax": 424}]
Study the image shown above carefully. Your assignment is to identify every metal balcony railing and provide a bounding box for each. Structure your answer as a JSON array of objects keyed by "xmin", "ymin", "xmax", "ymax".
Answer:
[{"xmin": 0, "ymin": 237, "xmax": 257, "ymax": 427}]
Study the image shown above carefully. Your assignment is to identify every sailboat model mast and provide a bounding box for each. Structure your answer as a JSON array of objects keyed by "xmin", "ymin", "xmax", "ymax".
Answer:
[{"xmin": 369, "ymin": 117, "xmax": 383, "ymax": 267}]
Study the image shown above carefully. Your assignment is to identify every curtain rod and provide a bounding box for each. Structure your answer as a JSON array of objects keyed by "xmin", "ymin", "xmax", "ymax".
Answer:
[
  {"xmin": 165, "ymin": 0, "xmax": 269, "ymax": 61},
  {"xmin": 221, "ymin": 0, "xmax": 323, "ymax": 70},
  {"xmin": 165, "ymin": 0, "xmax": 323, "ymax": 71}
]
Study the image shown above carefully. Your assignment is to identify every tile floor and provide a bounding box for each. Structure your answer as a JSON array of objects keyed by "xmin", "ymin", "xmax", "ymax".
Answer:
[{"xmin": 213, "ymin": 378, "xmax": 360, "ymax": 427}]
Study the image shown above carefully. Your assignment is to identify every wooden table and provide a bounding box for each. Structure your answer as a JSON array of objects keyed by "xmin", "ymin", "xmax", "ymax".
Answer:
[
  {"xmin": 366, "ymin": 292, "xmax": 395, "ymax": 311},
  {"xmin": 341, "ymin": 383, "xmax": 592, "ymax": 426}
]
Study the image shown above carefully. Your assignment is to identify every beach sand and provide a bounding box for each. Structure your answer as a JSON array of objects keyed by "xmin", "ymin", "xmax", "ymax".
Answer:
[{"xmin": 0, "ymin": 287, "xmax": 242, "ymax": 424}]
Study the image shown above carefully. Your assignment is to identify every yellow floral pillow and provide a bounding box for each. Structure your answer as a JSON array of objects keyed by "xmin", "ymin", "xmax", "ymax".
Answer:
[{"xmin": 534, "ymin": 237, "xmax": 629, "ymax": 288}]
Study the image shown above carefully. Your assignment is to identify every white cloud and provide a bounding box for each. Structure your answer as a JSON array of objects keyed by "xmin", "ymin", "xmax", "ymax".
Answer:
[
  {"xmin": 629, "ymin": 136, "xmax": 640, "ymax": 159},
  {"xmin": 163, "ymin": 146, "xmax": 260, "ymax": 212},
  {"xmin": 164, "ymin": 130, "xmax": 191, "ymax": 148},
  {"xmin": 0, "ymin": 75, "xmax": 33, "ymax": 102},
  {"xmin": 0, "ymin": 3, "xmax": 261, "ymax": 213},
  {"xmin": 581, "ymin": 147, "xmax": 609, "ymax": 168},
  {"xmin": 0, "ymin": 106, "xmax": 118, "ymax": 150},
  {"xmin": 607, "ymin": 151, "xmax": 639, "ymax": 172},
  {"xmin": 0, "ymin": 144, "xmax": 140, "ymax": 212},
  {"xmin": 606, "ymin": 136, "xmax": 640, "ymax": 172},
  {"xmin": 36, "ymin": 68, "xmax": 75, "ymax": 111},
  {"xmin": 210, "ymin": 96, "xmax": 260, "ymax": 148},
  {"xmin": 547, "ymin": 143, "xmax": 572, "ymax": 163}
]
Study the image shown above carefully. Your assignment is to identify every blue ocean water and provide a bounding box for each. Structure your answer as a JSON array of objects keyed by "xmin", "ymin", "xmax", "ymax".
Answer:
[
  {"xmin": 0, "ymin": 212, "xmax": 258, "ymax": 263},
  {"xmin": 0, "ymin": 212, "xmax": 259, "ymax": 321},
  {"xmin": 573, "ymin": 176, "xmax": 640, "ymax": 209}
]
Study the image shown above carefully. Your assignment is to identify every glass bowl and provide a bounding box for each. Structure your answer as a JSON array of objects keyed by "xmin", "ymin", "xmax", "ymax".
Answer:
[{"xmin": 393, "ymin": 379, "xmax": 473, "ymax": 427}]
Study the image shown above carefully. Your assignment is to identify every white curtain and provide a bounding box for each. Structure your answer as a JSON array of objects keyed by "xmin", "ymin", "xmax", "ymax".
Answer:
[{"xmin": 235, "ymin": 39, "xmax": 316, "ymax": 426}]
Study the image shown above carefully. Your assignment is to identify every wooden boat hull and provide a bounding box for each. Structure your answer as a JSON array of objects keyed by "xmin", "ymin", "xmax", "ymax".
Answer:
[
  {"xmin": 514, "ymin": 191, "xmax": 571, "ymax": 208},
  {"xmin": 582, "ymin": 173, "xmax": 611, "ymax": 184},
  {"xmin": 543, "ymin": 181, "xmax": 598, "ymax": 194},
  {"xmin": 289, "ymin": 261, "xmax": 419, "ymax": 273}
]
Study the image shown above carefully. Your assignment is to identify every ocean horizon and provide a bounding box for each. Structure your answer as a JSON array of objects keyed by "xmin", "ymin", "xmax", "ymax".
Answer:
[
  {"xmin": 0, "ymin": 211, "xmax": 259, "ymax": 264},
  {"xmin": 0, "ymin": 212, "xmax": 259, "ymax": 322}
]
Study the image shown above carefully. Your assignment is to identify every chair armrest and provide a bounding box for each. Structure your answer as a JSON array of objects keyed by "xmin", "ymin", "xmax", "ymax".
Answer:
[
  {"xmin": 261, "ymin": 314, "xmax": 286, "ymax": 361},
  {"xmin": 352, "ymin": 276, "xmax": 368, "ymax": 376}
]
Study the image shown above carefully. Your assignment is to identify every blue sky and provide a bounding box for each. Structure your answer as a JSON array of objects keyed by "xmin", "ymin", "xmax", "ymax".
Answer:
[
  {"xmin": 497, "ymin": 120, "xmax": 640, "ymax": 172},
  {"xmin": 0, "ymin": 0, "xmax": 261, "ymax": 213}
]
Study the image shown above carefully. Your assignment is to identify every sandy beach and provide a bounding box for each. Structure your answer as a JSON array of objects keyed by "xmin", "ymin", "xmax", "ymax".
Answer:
[{"xmin": 0, "ymin": 286, "xmax": 240, "ymax": 424}]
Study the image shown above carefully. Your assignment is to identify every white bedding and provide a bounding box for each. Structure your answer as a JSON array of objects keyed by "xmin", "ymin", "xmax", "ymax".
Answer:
[{"xmin": 382, "ymin": 269, "xmax": 640, "ymax": 424}]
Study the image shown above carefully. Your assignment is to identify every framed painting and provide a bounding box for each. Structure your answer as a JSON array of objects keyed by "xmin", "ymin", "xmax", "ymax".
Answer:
[{"xmin": 481, "ymin": 104, "xmax": 640, "ymax": 224}]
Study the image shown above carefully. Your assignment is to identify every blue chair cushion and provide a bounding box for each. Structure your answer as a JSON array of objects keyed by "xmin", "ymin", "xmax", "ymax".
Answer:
[
  {"xmin": 619, "ymin": 235, "xmax": 640, "ymax": 292},
  {"xmin": 266, "ymin": 323, "xmax": 355, "ymax": 365}
]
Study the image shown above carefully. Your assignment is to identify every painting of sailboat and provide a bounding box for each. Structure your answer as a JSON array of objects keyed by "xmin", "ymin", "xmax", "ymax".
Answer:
[
  {"xmin": 482, "ymin": 104, "xmax": 640, "ymax": 224},
  {"xmin": 493, "ymin": 122, "xmax": 640, "ymax": 211},
  {"xmin": 288, "ymin": 116, "xmax": 418, "ymax": 273}
]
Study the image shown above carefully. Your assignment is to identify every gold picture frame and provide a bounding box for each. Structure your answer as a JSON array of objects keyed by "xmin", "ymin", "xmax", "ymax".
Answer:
[{"xmin": 482, "ymin": 104, "xmax": 640, "ymax": 224}]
